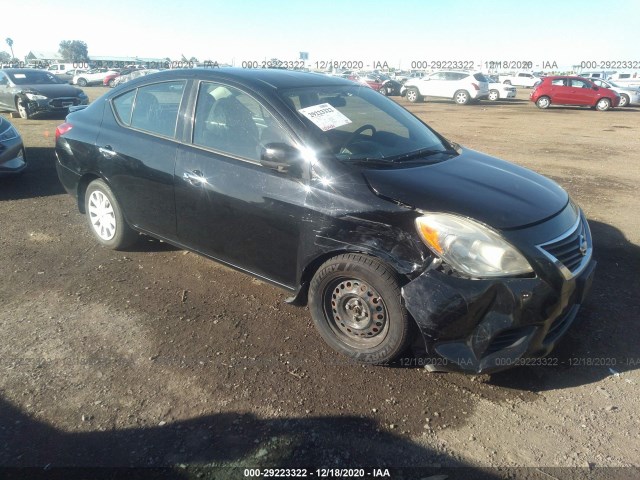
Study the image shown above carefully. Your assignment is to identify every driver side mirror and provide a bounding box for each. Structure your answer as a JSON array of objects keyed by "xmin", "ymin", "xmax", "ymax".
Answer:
[{"xmin": 593, "ymin": 86, "xmax": 599, "ymax": 91}]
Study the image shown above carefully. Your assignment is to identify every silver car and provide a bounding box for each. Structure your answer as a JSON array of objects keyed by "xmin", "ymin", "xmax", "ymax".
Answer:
[
  {"xmin": 0, "ymin": 116, "xmax": 26, "ymax": 175},
  {"xmin": 589, "ymin": 78, "xmax": 640, "ymax": 107}
]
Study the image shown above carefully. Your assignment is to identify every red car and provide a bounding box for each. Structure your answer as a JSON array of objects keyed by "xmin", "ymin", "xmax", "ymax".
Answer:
[{"xmin": 530, "ymin": 76, "xmax": 620, "ymax": 111}]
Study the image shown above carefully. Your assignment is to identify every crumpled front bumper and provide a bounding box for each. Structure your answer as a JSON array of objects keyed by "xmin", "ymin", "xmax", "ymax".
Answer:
[{"xmin": 402, "ymin": 260, "xmax": 596, "ymax": 374}]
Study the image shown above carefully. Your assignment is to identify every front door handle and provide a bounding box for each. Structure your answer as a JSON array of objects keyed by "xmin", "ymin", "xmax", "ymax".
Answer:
[
  {"xmin": 183, "ymin": 169, "xmax": 205, "ymax": 185},
  {"xmin": 98, "ymin": 145, "xmax": 116, "ymax": 157}
]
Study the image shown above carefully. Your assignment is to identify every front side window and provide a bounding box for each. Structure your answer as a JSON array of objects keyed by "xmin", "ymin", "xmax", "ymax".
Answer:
[
  {"xmin": 570, "ymin": 79, "xmax": 590, "ymax": 88},
  {"xmin": 280, "ymin": 85, "xmax": 453, "ymax": 166},
  {"xmin": 129, "ymin": 81, "xmax": 185, "ymax": 137},
  {"xmin": 193, "ymin": 82, "xmax": 291, "ymax": 161}
]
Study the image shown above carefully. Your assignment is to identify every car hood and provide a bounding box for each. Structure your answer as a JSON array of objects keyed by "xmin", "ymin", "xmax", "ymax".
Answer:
[
  {"xmin": 19, "ymin": 83, "xmax": 83, "ymax": 97},
  {"xmin": 363, "ymin": 148, "xmax": 568, "ymax": 230}
]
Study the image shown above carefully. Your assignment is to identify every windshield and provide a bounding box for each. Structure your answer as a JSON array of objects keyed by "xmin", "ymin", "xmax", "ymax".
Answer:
[
  {"xmin": 279, "ymin": 85, "xmax": 452, "ymax": 165},
  {"xmin": 7, "ymin": 70, "xmax": 63, "ymax": 85}
]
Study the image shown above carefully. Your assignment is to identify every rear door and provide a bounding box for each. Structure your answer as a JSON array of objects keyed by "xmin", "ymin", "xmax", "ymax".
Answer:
[
  {"xmin": 174, "ymin": 81, "xmax": 309, "ymax": 287},
  {"xmin": 95, "ymin": 80, "xmax": 187, "ymax": 239},
  {"xmin": 549, "ymin": 77, "xmax": 571, "ymax": 104}
]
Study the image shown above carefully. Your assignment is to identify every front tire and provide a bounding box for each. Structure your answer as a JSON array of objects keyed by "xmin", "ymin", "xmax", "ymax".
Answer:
[
  {"xmin": 405, "ymin": 87, "xmax": 422, "ymax": 103},
  {"xmin": 596, "ymin": 98, "xmax": 611, "ymax": 111},
  {"xmin": 488, "ymin": 90, "xmax": 500, "ymax": 101},
  {"xmin": 454, "ymin": 90, "xmax": 470, "ymax": 105},
  {"xmin": 85, "ymin": 179, "xmax": 138, "ymax": 250},
  {"xmin": 308, "ymin": 254, "xmax": 413, "ymax": 364},
  {"xmin": 77, "ymin": 78, "xmax": 88, "ymax": 87},
  {"xmin": 16, "ymin": 97, "xmax": 31, "ymax": 119},
  {"xmin": 108, "ymin": 79, "xmax": 116, "ymax": 88},
  {"xmin": 536, "ymin": 96, "xmax": 551, "ymax": 109}
]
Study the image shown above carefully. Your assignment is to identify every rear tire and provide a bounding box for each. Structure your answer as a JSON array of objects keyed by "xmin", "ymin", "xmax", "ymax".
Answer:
[
  {"xmin": 308, "ymin": 253, "xmax": 413, "ymax": 365},
  {"xmin": 454, "ymin": 90, "xmax": 470, "ymax": 105},
  {"xmin": 536, "ymin": 96, "xmax": 551, "ymax": 109},
  {"xmin": 618, "ymin": 94, "xmax": 629, "ymax": 107},
  {"xmin": 84, "ymin": 179, "xmax": 138, "ymax": 250}
]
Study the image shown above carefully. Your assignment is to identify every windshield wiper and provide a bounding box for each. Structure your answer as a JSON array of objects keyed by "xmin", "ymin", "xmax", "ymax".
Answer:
[
  {"xmin": 340, "ymin": 157, "xmax": 395, "ymax": 166},
  {"xmin": 386, "ymin": 147, "xmax": 457, "ymax": 163}
]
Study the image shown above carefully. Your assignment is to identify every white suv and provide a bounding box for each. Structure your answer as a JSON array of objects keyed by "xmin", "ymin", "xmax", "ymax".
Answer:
[{"xmin": 401, "ymin": 71, "xmax": 489, "ymax": 105}]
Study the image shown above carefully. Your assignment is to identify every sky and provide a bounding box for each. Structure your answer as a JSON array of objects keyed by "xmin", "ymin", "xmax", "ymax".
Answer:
[{"xmin": 3, "ymin": 0, "xmax": 640, "ymax": 70}]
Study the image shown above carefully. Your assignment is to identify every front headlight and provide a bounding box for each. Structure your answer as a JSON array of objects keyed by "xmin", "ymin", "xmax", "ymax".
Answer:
[
  {"xmin": 25, "ymin": 92, "xmax": 47, "ymax": 101},
  {"xmin": 415, "ymin": 213, "xmax": 533, "ymax": 278},
  {"xmin": 78, "ymin": 91, "xmax": 88, "ymax": 98}
]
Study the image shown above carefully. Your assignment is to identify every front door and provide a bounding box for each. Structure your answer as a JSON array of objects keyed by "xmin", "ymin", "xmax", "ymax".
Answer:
[{"xmin": 174, "ymin": 81, "xmax": 308, "ymax": 288}]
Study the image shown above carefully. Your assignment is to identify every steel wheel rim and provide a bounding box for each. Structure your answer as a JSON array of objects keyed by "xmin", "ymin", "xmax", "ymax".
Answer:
[
  {"xmin": 619, "ymin": 95, "xmax": 628, "ymax": 107},
  {"xmin": 88, "ymin": 190, "xmax": 116, "ymax": 241},
  {"xmin": 597, "ymin": 99, "xmax": 608, "ymax": 110},
  {"xmin": 538, "ymin": 98, "xmax": 549, "ymax": 108},
  {"xmin": 324, "ymin": 278, "xmax": 389, "ymax": 348}
]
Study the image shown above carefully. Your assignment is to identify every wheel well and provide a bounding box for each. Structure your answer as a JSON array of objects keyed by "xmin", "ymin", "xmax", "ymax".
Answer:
[
  {"xmin": 295, "ymin": 250, "xmax": 411, "ymax": 306},
  {"xmin": 77, "ymin": 174, "xmax": 101, "ymax": 213}
]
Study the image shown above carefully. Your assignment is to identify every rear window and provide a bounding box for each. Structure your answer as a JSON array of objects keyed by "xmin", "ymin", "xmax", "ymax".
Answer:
[{"xmin": 473, "ymin": 73, "xmax": 488, "ymax": 82}]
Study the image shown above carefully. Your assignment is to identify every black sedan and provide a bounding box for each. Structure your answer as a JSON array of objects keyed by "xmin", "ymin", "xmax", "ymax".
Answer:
[
  {"xmin": 0, "ymin": 69, "xmax": 89, "ymax": 119},
  {"xmin": 0, "ymin": 116, "xmax": 26, "ymax": 175},
  {"xmin": 55, "ymin": 68, "xmax": 595, "ymax": 373}
]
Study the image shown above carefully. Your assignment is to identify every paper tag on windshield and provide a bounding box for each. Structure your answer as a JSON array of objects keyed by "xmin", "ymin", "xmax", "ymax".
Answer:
[
  {"xmin": 298, "ymin": 103, "xmax": 351, "ymax": 131},
  {"xmin": 14, "ymin": 73, "xmax": 26, "ymax": 78}
]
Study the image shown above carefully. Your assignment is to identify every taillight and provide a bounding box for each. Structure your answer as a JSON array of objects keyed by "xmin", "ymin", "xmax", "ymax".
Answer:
[
  {"xmin": 472, "ymin": 83, "xmax": 479, "ymax": 91},
  {"xmin": 55, "ymin": 122, "xmax": 73, "ymax": 140}
]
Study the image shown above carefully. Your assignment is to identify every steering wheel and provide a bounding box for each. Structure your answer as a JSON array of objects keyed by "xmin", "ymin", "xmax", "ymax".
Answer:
[{"xmin": 340, "ymin": 124, "xmax": 377, "ymax": 152}]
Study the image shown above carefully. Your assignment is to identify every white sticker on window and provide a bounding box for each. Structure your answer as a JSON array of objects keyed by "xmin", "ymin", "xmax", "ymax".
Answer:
[
  {"xmin": 14, "ymin": 73, "xmax": 26, "ymax": 78},
  {"xmin": 298, "ymin": 103, "xmax": 351, "ymax": 131}
]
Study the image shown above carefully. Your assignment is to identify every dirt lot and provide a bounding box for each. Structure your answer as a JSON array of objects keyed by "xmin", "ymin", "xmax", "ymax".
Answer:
[{"xmin": 1, "ymin": 86, "xmax": 639, "ymax": 478}]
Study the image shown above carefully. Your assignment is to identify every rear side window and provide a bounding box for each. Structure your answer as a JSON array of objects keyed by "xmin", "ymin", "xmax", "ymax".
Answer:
[
  {"xmin": 130, "ymin": 81, "xmax": 185, "ymax": 137},
  {"xmin": 551, "ymin": 78, "xmax": 566, "ymax": 86},
  {"xmin": 112, "ymin": 90, "xmax": 136, "ymax": 125}
]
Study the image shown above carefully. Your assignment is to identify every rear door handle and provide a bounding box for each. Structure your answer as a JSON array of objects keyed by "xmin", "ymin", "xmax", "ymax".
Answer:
[
  {"xmin": 183, "ymin": 169, "xmax": 205, "ymax": 185},
  {"xmin": 98, "ymin": 145, "xmax": 116, "ymax": 157}
]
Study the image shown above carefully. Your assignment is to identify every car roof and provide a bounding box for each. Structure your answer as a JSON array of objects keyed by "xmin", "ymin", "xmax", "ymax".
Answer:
[
  {"xmin": 1, "ymin": 68, "xmax": 49, "ymax": 74},
  {"xmin": 121, "ymin": 67, "xmax": 355, "ymax": 91},
  {"xmin": 545, "ymin": 75, "xmax": 594, "ymax": 80}
]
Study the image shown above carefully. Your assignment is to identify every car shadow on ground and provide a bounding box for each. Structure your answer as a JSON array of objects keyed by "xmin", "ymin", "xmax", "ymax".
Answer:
[
  {"xmin": 0, "ymin": 396, "xmax": 503, "ymax": 479},
  {"xmin": 489, "ymin": 219, "xmax": 640, "ymax": 391},
  {"xmin": 0, "ymin": 147, "xmax": 65, "ymax": 201}
]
